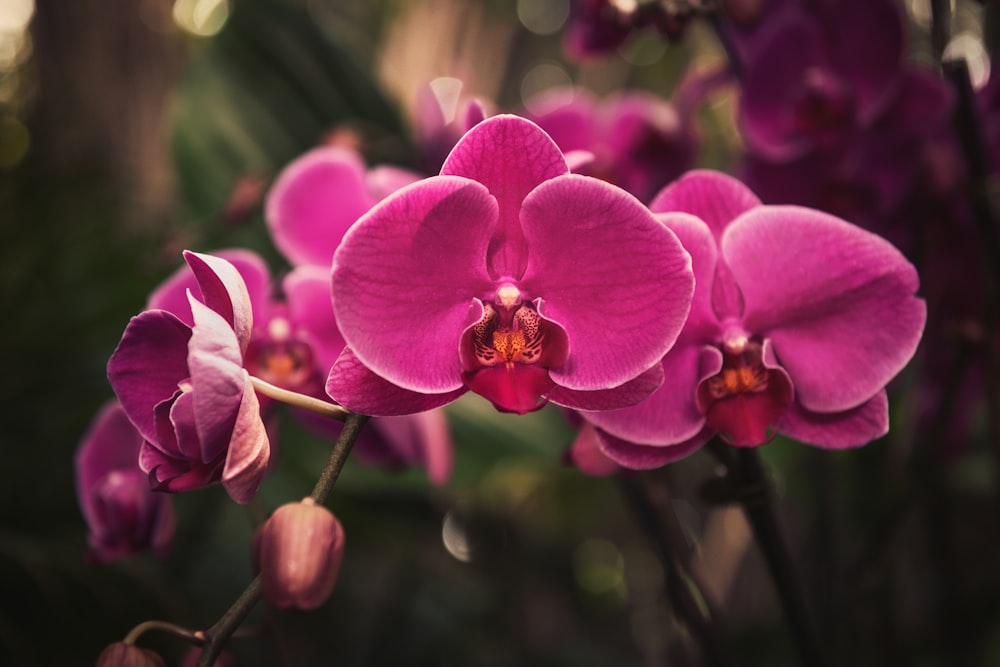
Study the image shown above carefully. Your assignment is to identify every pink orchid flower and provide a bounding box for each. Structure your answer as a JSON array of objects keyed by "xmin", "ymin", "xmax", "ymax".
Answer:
[
  {"xmin": 107, "ymin": 251, "xmax": 270, "ymax": 503},
  {"xmin": 580, "ymin": 170, "xmax": 926, "ymax": 468},
  {"xmin": 328, "ymin": 114, "xmax": 694, "ymax": 416},
  {"xmin": 147, "ymin": 247, "xmax": 452, "ymax": 486}
]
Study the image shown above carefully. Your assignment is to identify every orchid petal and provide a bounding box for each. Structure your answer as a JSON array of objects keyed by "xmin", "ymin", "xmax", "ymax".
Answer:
[
  {"xmin": 567, "ymin": 422, "xmax": 622, "ymax": 477},
  {"xmin": 184, "ymin": 251, "xmax": 255, "ymax": 353},
  {"xmin": 365, "ymin": 165, "xmax": 422, "ymax": 200},
  {"xmin": 777, "ymin": 389, "xmax": 888, "ymax": 449},
  {"xmin": 548, "ymin": 362, "xmax": 664, "ymax": 411},
  {"xmin": 284, "ymin": 266, "xmax": 345, "ymax": 374},
  {"xmin": 597, "ymin": 427, "xmax": 709, "ymax": 470},
  {"xmin": 108, "ymin": 310, "xmax": 191, "ymax": 444},
  {"xmin": 656, "ymin": 210, "xmax": 723, "ymax": 337},
  {"xmin": 326, "ymin": 348, "xmax": 466, "ymax": 416},
  {"xmin": 367, "ymin": 411, "xmax": 454, "ymax": 486},
  {"xmin": 463, "ymin": 364, "xmax": 554, "ymax": 414},
  {"xmin": 332, "ymin": 176, "xmax": 495, "ymax": 393},
  {"xmin": 585, "ymin": 342, "xmax": 709, "ymax": 445},
  {"xmin": 724, "ymin": 206, "xmax": 925, "ymax": 412},
  {"xmin": 442, "ymin": 115, "xmax": 568, "ymax": 278},
  {"xmin": 265, "ymin": 147, "xmax": 374, "ymax": 267},
  {"xmin": 221, "ymin": 377, "xmax": 270, "ymax": 504},
  {"xmin": 187, "ymin": 293, "xmax": 247, "ymax": 463},
  {"xmin": 149, "ymin": 249, "xmax": 271, "ymax": 330},
  {"xmin": 649, "ymin": 169, "xmax": 761, "ymax": 240},
  {"xmin": 521, "ymin": 176, "xmax": 694, "ymax": 390}
]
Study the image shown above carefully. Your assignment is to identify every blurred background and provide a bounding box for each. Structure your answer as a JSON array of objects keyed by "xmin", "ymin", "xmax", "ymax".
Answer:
[{"xmin": 3, "ymin": 0, "xmax": 1000, "ymax": 665}]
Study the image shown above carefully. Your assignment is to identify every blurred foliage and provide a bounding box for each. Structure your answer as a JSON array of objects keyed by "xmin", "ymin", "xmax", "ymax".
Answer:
[{"xmin": 2, "ymin": 0, "xmax": 1000, "ymax": 666}]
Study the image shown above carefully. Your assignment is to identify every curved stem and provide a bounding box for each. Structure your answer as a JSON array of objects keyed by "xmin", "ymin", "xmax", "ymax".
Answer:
[
  {"xmin": 250, "ymin": 376, "xmax": 349, "ymax": 421},
  {"xmin": 710, "ymin": 442, "xmax": 826, "ymax": 667},
  {"xmin": 124, "ymin": 619, "xmax": 203, "ymax": 646},
  {"xmin": 195, "ymin": 411, "xmax": 369, "ymax": 667}
]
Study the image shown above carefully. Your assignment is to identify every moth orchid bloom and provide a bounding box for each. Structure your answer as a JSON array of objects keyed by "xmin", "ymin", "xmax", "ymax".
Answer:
[
  {"xmin": 266, "ymin": 145, "xmax": 422, "ymax": 269},
  {"xmin": 329, "ymin": 114, "xmax": 694, "ymax": 416},
  {"xmin": 107, "ymin": 251, "xmax": 270, "ymax": 503},
  {"xmin": 148, "ymin": 248, "xmax": 453, "ymax": 486},
  {"xmin": 739, "ymin": 0, "xmax": 906, "ymax": 162},
  {"xmin": 581, "ymin": 170, "xmax": 926, "ymax": 468},
  {"xmin": 524, "ymin": 87, "xmax": 698, "ymax": 203},
  {"xmin": 75, "ymin": 400, "xmax": 175, "ymax": 563}
]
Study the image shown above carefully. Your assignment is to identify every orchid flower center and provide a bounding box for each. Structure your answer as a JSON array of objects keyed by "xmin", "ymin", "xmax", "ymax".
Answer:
[
  {"xmin": 472, "ymin": 302, "xmax": 544, "ymax": 368},
  {"xmin": 459, "ymin": 283, "xmax": 570, "ymax": 415},
  {"xmin": 245, "ymin": 317, "xmax": 317, "ymax": 391},
  {"xmin": 696, "ymin": 334, "xmax": 793, "ymax": 447}
]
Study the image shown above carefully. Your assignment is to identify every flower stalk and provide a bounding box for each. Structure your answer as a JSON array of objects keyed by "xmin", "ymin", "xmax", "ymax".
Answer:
[
  {"xmin": 709, "ymin": 440, "xmax": 827, "ymax": 667},
  {"xmin": 250, "ymin": 376, "xmax": 350, "ymax": 422},
  {"xmin": 195, "ymin": 411, "xmax": 368, "ymax": 667}
]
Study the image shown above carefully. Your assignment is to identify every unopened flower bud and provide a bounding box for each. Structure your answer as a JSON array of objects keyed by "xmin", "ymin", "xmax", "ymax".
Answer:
[
  {"xmin": 95, "ymin": 642, "xmax": 165, "ymax": 667},
  {"xmin": 255, "ymin": 498, "xmax": 345, "ymax": 610}
]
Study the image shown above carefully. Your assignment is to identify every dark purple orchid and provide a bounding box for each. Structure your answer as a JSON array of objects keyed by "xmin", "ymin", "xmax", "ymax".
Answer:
[
  {"xmin": 75, "ymin": 400, "xmax": 175, "ymax": 563},
  {"xmin": 579, "ymin": 170, "xmax": 926, "ymax": 468},
  {"xmin": 328, "ymin": 114, "xmax": 694, "ymax": 416},
  {"xmin": 742, "ymin": 66, "xmax": 957, "ymax": 255},
  {"xmin": 563, "ymin": 0, "xmax": 634, "ymax": 60},
  {"xmin": 524, "ymin": 87, "xmax": 698, "ymax": 203},
  {"xmin": 739, "ymin": 0, "xmax": 907, "ymax": 162},
  {"xmin": 107, "ymin": 251, "xmax": 270, "ymax": 503}
]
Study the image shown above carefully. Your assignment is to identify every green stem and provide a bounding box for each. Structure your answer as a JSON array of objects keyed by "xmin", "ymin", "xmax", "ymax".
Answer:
[
  {"xmin": 311, "ymin": 413, "xmax": 369, "ymax": 503},
  {"xmin": 194, "ymin": 412, "xmax": 368, "ymax": 667},
  {"xmin": 124, "ymin": 619, "xmax": 203, "ymax": 646},
  {"xmin": 249, "ymin": 376, "xmax": 349, "ymax": 421}
]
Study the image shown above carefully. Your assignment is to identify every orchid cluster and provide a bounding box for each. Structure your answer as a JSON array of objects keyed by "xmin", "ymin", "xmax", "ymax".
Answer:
[{"xmin": 75, "ymin": 0, "xmax": 996, "ymax": 664}]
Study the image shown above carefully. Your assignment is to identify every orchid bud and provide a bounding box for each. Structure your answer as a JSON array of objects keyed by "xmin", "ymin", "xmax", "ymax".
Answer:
[
  {"xmin": 95, "ymin": 642, "xmax": 165, "ymax": 667},
  {"xmin": 255, "ymin": 498, "xmax": 345, "ymax": 610}
]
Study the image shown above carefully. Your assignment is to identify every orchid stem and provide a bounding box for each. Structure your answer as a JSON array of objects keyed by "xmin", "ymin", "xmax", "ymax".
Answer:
[
  {"xmin": 710, "ymin": 441, "xmax": 826, "ymax": 667},
  {"xmin": 617, "ymin": 474, "xmax": 734, "ymax": 667},
  {"xmin": 311, "ymin": 412, "xmax": 369, "ymax": 504},
  {"xmin": 194, "ymin": 411, "xmax": 368, "ymax": 667},
  {"xmin": 124, "ymin": 619, "xmax": 203, "ymax": 646},
  {"xmin": 249, "ymin": 376, "xmax": 349, "ymax": 421}
]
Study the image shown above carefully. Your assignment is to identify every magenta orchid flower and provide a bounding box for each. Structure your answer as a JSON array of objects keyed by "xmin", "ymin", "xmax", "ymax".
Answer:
[
  {"xmin": 328, "ymin": 114, "xmax": 694, "ymax": 416},
  {"xmin": 580, "ymin": 170, "xmax": 926, "ymax": 468},
  {"xmin": 75, "ymin": 400, "xmax": 175, "ymax": 563},
  {"xmin": 107, "ymin": 251, "xmax": 270, "ymax": 503},
  {"xmin": 148, "ymin": 248, "xmax": 453, "ymax": 486},
  {"xmin": 265, "ymin": 145, "xmax": 421, "ymax": 268},
  {"xmin": 524, "ymin": 87, "xmax": 698, "ymax": 203}
]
